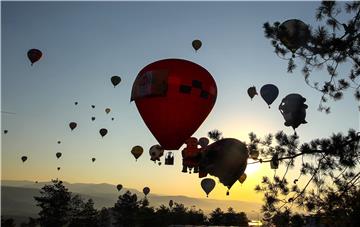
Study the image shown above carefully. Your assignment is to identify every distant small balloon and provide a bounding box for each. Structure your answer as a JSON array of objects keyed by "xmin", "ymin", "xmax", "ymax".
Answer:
[
  {"xmin": 116, "ymin": 184, "xmax": 123, "ymax": 191},
  {"xmin": 111, "ymin": 76, "xmax": 121, "ymax": 87},
  {"xmin": 4, "ymin": 130, "xmax": 8, "ymax": 134},
  {"xmin": 198, "ymin": 137, "xmax": 209, "ymax": 148},
  {"xmin": 57, "ymin": 141, "xmax": 61, "ymax": 144},
  {"xmin": 247, "ymin": 86, "xmax": 258, "ymax": 100},
  {"xmin": 56, "ymin": 152, "xmax": 62, "ymax": 159},
  {"xmin": 21, "ymin": 156, "xmax": 27, "ymax": 162},
  {"xmin": 143, "ymin": 187, "xmax": 150, "ymax": 196},
  {"xmin": 74, "ymin": 102, "xmax": 78, "ymax": 106},
  {"xmin": 57, "ymin": 167, "xmax": 61, "ymax": 171},
  {"xmin": 91, "ymin": 117, "xmax": 95, "ymax": 121},
  {"xmin": 131, "ymin": 146, "xmax": 143, "ymax": 161},
  {"xmin": 192, "ymin": 39, "xmax": 202, "ymax": 52},
  {"xmin": 99, "ymin": 128, "xmax": 108, "ymax": 137},
  {"xmin": 111, "ymin": 117, "xmax": 114, "ymax": 121},
  {"xmin": 27, "ymin": 49, "xmax": 42, "ymax": 66},
  {"xmin": 105, "ymin": 108, "xmax": 111, "ymax": 114},
  {"xmin": 91, "ymin": 105, "xmax": 95, "ymax": 109},
  {"xmin": 201, "ymin": 178, "xmax": 216, "ymax": 197},
  {"xmin": 69, "ymin": 122, "xmax": 77, "ymax": 131},
  {"xmin": 92, "ymin": 157, "xmax": 96, "ymax": 162}
]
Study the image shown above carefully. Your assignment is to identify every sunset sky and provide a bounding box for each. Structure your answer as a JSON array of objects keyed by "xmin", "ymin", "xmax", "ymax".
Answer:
[{"xmin": 2, "ymin": 1, "xmax": 358, "ymax": 205}]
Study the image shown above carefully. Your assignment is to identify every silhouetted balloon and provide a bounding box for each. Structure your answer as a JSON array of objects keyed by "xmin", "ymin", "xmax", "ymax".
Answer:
[
  {"xmin": 91, "ymin": 117, "xmax": 95, "ymax": 121},
  {"xmin": 21, "ymin": 156, "xmax": 27, "ymax": 162},
  {"xmin": 279, "ymin": 93, "xmax": 308, "ymax": 131},
  {"xmin": 149, "ymin": 145, "xmax": 164, "ymax": 162},
  {"xmin": 143, "ymin": 187, "xmax": 150, "ymax": 196},
  {"xmin": 92, "ymin": 158, "xmax": 96, "ymax": 162},
  {"xmin": 111, "ymin": 76, "xmax": 121, "ymax": 87},
  {"xmin": 4, "ymin": 130, "xmax": 8, "ymax": 134},
  {"xmin": 56, "ymin": 152, "xmax": 62, "ymax": 159},
  {"xmin": 260, "ymin": 84, "xmax": 279, "ymax": 108},
  {"xmin": 69, "ymin": 122, "xmax": 77, "ymax": 131},
  {"xmin": 27, "ymin": 49, "xmax": 42, "ymax": 66},
  {"xmin": 247, "ymin": 86, "xmax": 258, "ymax": 100},
  {"xmin": 201, "ymin": 178, "xmax": 215, "ymax": 197},
  {"xmin": 169, "ymin": 200, "xmax": 173, "ymax": 208},
  {"xmin": 199, "ymin": 138, "xmax": 248, "ymax": 189},
  {"xmin": 116, "ymin": 184, "xmax": 123, "ymax": 191},
  {"xmin": 35, "ymin": 181, "xmax": 38, "ymax": 184},
  {"xmin": 57, "ymin": 141, "xmax": 61, "ymax": 144},
  {"xmin": 91, "ymin": 105, "xmax": 95, "ymax": 109},
  {"xmin": 198, "ymin": 137, "xmax": 209, "ymax": 148},
  {"xmin": 111, "ymin": 117, "xmax": 114, "ymax": 121},
  {"xmin": 192, "ymin": 39, "xmax": 202, "ymax": 52},
  {"xmin": 74, "ymin": 102, "xmax": 78, "ymax": 106},
  {"xmin": 131, "ymin": 145, "xmax": 143, "ymax": 161},
  {"xmin": 278, "ymin": 19, "xmax": 310, "ymax": 54},
  {"xmin": 239, "ymin": 173, "xmax": 247, "ymax": 184},
  {"xmin": 57, "ymin": 167, "xmax": 61, "ymax": 171},
  {"xmin": 105, "ymin": 108, "xmax": 111, "ymax": 114},
  {"xmin": 99, "ymin": 128, "xmax": 108, "ymax": 137},
  {"xmin": 131, "ymin": 59, "xmax": 217, "ymax": 150}
]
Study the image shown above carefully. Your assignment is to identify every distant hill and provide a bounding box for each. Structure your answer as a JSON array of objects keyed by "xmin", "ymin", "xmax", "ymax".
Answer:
[{"xmin": 1, "ymin": 180, "xmax": 262, "ymax": 219}]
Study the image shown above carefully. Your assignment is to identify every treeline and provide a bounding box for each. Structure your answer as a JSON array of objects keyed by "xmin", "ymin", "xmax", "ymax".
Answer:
[{"xmin": 1, "ymin": 180, "xmax": 250, "ymax": 227}]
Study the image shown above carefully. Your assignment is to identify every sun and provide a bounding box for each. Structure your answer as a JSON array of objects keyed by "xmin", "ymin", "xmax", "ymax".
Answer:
[{"xmin": 245, "ymin": 160, "xmax": 261, "ymax": 175}]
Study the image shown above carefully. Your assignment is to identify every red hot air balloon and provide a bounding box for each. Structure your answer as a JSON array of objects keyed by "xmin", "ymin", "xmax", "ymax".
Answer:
[
  {"xmin": 131, "ymin": 59, "xmax": 217, "ymax": 150},
  {"xmin": 27, "ymin": 49, "xmax": 42, "ymax": 66}
]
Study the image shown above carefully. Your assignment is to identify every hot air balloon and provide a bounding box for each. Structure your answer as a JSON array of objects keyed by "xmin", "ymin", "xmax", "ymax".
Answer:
[
  {"xmin": 182, "ymin": 137, "xmax": 202, "ymax": 173},
  {"xmin": 105, "ymin": 108, "xmax": 111, "ymax": 114},
  {"xmin": 247, "ymin": 86, "xmax": 258, "ymax": 100},
  {"xmin": 149, "ymin": 145, "xmax": 164, "ymax": 162},
  {"xmin": 57, "ymin": 167, "xmax": 61, "ymax": 171},
  {"xmin": 131, "ymin": 145, "xmax": 143, "ymax": 161},
  {"xmin": 198, "ymin": 137, "xmax": 209, "ymax": 148},
  {"xmin": 99, "ymin": 128, "xmax": 108, "ymax": 137},
  {"xmin": 27, "ymin": 49, "xmax": 42, "ymax": 66},
  {"xmin": 199, "ymin": 138, "xmax": 248, "ymax": 191},
  {"xmin": 260, "ymin": 84, "xmax": 279, "ymax": 108},
  {"xmin": 35, "ymin": 181, "xmax": 38, "ymax": 184},
  {"xmin": 111, "ymin": 117, "xmax": 114, "ymax": 121},
  {"xmin": 21, "ymin": 156, "xmax": 27, "ymax": 162},
  {"xmin": 239, "ymin": 173, "xmax": 247, "ymax": 184},
  {"xmin": 91, "ymin": 117, "xmax": 95, "ymax": 121},
  {"xmin": 111, "ymin": 76, "xmax": 121, "ymax": 87},
  {"xmin": 192, "ymin": 39, "xmax": 202, "ymax": 52},
  {"xmin": 4, "ymin": 130, "xmax": 8, "ymax": 134},
  {"xmin": 279, "ymin": 93, "xmax": 308, "ymax": 132},
  {"xmin": 201, "ymin": 178, "xmax": 215, "ymax": 197},
  {"xmin": 57, "ymin": 141, "xmax": 61, "ymax": 144},
  {"xmin": 169, "ymin": 200, "xmax": 173, "ymax": 208},
  {"xmin": 56, "ymin": 152, "xmax": 62, "ymax": 159},
  {"xmin": 92, "ymin": 158, "xmax": 96, "ymax": 162},
  {"xmin": 91, "ymin": 105, "xmax": 95, "ymax": 109},
  {"xmin": 69, "ymin": 122, "xmax": 77, "ymax": 131},
  {"xmin": 131, "ymin": 59, "xmax": 217, "ymax": 150},
  {"xmin": 143, "ymin": 187, "xmax": 150, "ymax": 196},
  {"xmin": 278, "ymin": 19, "xmax": 310, "ymax": 54},
  {"xmin": 116, "ymin": 184, "xmax": 123, "ymax": 191},
  {"xmin": 74, "ymin": 102, "xmax": 78, "ymax": 106}
]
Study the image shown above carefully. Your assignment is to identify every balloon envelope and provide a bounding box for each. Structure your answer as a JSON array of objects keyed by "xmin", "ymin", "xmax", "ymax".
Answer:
[
  {"xmin": 192, "ymin": 39, "xmax": 202, "ymax": 51},
  {"xmin": 4, "ymin": 130, "xmax": 8, "ymax": 134},
  {"xmin": 27, "ymin": 49, "xmax": 42, "ymax": 65},
  {"xmin": 116, "ymin": 184, "xmax": 123, "ymax": 191},
  {"xmin": 131, "ymin": 145, "xmax": 144, "ymax": 160},
  {"xmin": 111, "ymin": 76, "xmax": 121, "ymax": 87},
  {"xmin": 69, "ymin": 122, "xmax": 77, "ymax": 131},
  {"xmin": 247, "ymin": 86, "xmax": 258, "ymax": 100},
  {"xmin": 21, "ymin": 156, "xmax": 27, "ymax": 162},
  {"xmin": 149, "ymin": 145, "xmax": 164, "ymax": 161},
  {"xmin": 260, "ymin": 84, "xmax": 279, "ymax": 107},
  {"xmin": 131, "ymin": 59, "xmax": 217, "ymax": 150},
  {"xmin": 105, "ymin": 108, "xmax": 111, "ymax": 114},
  {"xmin": 199, "ymin": 138, "xmax": 248, "ymax": 189},
  {"xmin": 198, "ymin": 137, "xmax": 209, "ymax": 148},
  {"xmin": 56, "ymin": 152, "xmax": 62, "ymax": 159},
  {"xmin": 279, "ymin": 93, "xmax": 308, "ymax": 130},
  {"xmin": 201, "ymin": 178, "xmax": 216, "ymax": 197},
  {"xmin": 99, "ymin": 128, "xmax": 108, "ymax": 137},
  {"xmin": 143, "ymin": 187, "xmax": 150, "ymax": 196},
  {"xmin": 278, "ymin": 19, "xmax": 310, "ymax": 53},
  {"xmin": 239, "ymin": 173, "xmax": 247, "ymax": 184},
  {"xmin": 92, "ymin": 158, "xmax": 96, "ymax": 162}
]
